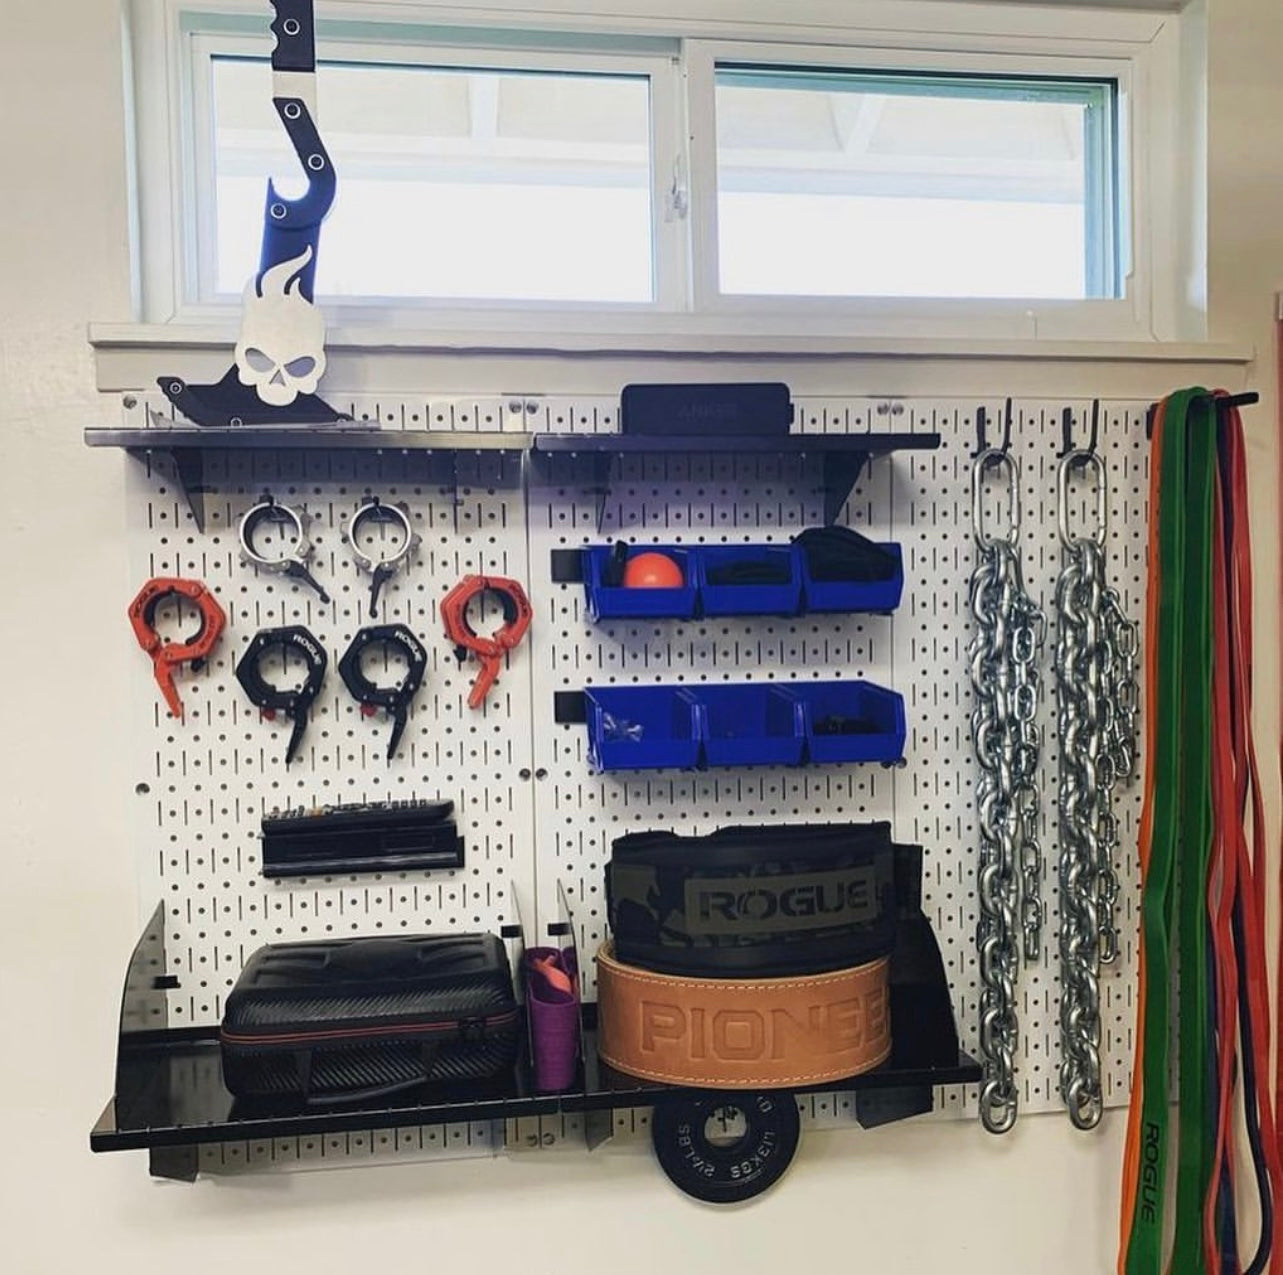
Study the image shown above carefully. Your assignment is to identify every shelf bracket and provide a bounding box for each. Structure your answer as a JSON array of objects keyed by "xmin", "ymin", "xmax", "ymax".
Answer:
[
  {"xmin": 821, "ymin": 450, "xmax": 871, "ymax": 525},
  {"xmin": 135, "ymin": 448, "xmax": 212, "ymax": 534},
  {"xmin": 590, "ymin": 454, "xmax": 614, "ymax": 533},
  {"xmin": 149, "ymin": 1144, "xmax": 199, "ymax": 1182}
]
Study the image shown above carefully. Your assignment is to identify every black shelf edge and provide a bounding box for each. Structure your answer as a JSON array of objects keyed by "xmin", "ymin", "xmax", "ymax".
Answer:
[
  {"xmin": 530, "ymin": 432, "xmax": 940, "ymax": 455},
  {"xmin": 88, "ymin": 1031, "xmax": 978, "ymax": 1153},
  {"xmin": 89, "ymin": 1038, "xmax": 561, "ymax": 1154},
  {"xmin": 85, "ymin": 426, "xmax": 533, "ymax": 452}
]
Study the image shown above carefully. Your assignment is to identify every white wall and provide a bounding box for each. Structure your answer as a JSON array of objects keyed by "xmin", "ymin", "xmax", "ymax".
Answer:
[{"xmin": 2, "ymin": 1, "xmax": 1280, "ymax": 1271}]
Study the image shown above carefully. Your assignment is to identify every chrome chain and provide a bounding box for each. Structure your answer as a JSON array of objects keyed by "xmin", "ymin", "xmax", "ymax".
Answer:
[
  {"xmin": 1054, "ymin": 450, "xmax": 1138, "ymax": 1129},
  {"xmin": 970, "ymin": 447, "xmax": 1045, "ymax": 1135}
]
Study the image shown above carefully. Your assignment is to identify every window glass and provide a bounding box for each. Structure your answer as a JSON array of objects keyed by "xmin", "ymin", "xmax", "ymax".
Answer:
[
  {"xmin": 714, "ymin": 67, "xmax": 1117, "ymax": 300},
  {"xmin": 212, "ymin": 57, "xmax": 654, "ymax": 303}
]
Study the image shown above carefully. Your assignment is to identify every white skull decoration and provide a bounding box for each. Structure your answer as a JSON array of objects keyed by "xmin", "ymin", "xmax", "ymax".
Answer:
[{"xmin": 234, "ymin": 247, "xmax": 328, "ymax": 407}]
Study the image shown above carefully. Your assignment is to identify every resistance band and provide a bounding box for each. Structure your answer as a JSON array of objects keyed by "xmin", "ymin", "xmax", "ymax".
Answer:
[
  {"xmin": 1171, "ymin": 394, "xmax": 1216, "ymax": 1275},
  {"xmin": 1120, "ymin": 391, "xmax": 1280, "ymax": 1275},
  {"xmin": 1123, "ymin": 389, "xmax": 1196, "ymax": 1275}
]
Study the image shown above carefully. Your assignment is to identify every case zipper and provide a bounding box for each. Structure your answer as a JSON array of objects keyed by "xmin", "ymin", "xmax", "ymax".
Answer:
[{"xmin": 221, "ymin": 1008, "xmax": 517, "ymax": 1049}]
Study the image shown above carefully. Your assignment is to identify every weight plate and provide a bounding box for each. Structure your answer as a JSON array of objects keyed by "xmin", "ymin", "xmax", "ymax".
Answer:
[{"xmin": 650, "ymin": 1090, "xmax": 800, "ymax": 1203}]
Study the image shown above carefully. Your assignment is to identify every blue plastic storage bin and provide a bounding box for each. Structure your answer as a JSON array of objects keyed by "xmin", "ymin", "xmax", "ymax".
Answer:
[
  {"xmin": 697, "ymin": 684, "xmax": 806, "ymax": 767},
  {"xmin": 582, "ymin": 545, "xmax": 697, "ymax": 621},
  {"xmin": 797, "ymin": 543, "xmax": 904, "ymax": 614},
  {"xmin": 584, "ymin": 686, "xmax": 702, "ymax": 771},
  {"xmin": 793, "ymin": 680, "xmax": 907, "ymax": 764},
  {"xmin": 696, "ymin": 545, "xmax": 802, "ymax": 617}
]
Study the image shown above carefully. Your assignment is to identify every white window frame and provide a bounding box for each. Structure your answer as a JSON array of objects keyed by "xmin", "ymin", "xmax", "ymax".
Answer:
[
  {"xmin": 187, "ymin": 32, "xmax": 685, "ymax": 315},
  {"xmin": 123, "ymin": 0, "xmax": 1193, "ymax": 346},
  {"xmin": 684, "ymin": 40, "xmax": 1139, "ymax": 338}
]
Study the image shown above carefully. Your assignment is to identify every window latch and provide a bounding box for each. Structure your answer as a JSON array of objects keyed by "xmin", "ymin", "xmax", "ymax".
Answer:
[{"xmin": 667, "ymin": 156, "xmax": 689, "ymax": 221}]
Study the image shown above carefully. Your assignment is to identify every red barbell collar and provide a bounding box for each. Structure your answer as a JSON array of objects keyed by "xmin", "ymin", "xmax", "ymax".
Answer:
[
  {"xmin": 441, "ymin": 574, "xmax": 532, "ymax": 709},
  {"xmin": 128, "ymin": 577, "xmax": 226, "ymax": 718}
]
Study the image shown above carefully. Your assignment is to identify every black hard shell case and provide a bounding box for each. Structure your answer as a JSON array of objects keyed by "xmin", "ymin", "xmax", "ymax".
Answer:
[{"xmin": 220, "ymin": 933, "xmax": 520, "ymax": 1103}]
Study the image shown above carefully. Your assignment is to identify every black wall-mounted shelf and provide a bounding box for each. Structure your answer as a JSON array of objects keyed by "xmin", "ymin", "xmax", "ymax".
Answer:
[
  {"xmin": 86, "ymin": 425, "xmax": 940, "ymax": 532},
  {"xmin": 94, "ymin": 860, "xmax": 979, "ymax": 1183},
  {"xmin": 528, "ymin": 431, "xmax": 940, "ymax": 526},
  {"xmin": 84, "ymin": 426, "xmax": 532, "ymax": 532}
]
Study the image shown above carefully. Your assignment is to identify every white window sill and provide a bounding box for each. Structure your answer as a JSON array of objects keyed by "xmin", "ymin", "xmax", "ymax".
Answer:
[{"xmin": 89, "ymin": 320, "xmax": 1253, "ymax": 367}]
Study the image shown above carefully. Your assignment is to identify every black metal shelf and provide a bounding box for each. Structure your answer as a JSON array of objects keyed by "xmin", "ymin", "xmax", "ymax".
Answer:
[
  {"xmin": 529, "ymin": 431, "xmax": 941, "ymax": 526},
  {"xmin": 95, "ymin": 845, "xmax": 979, "ymax": 1182},
  {"xmin": 84, "ymin": 425, "xmax": 531, "ymax": 533},
  {"xmin": 85, "ymin": 425, "xmax": 940, "ymax": 531},
  {"xmin": 89, "ymin": 1016, "xmax": 978, "ymax": 1167}
]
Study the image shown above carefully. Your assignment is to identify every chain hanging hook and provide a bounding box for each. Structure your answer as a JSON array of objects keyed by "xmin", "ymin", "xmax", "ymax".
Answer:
[{"xmin": 972, "ymin": 445, "xmax": 1022, "ymax": 551}]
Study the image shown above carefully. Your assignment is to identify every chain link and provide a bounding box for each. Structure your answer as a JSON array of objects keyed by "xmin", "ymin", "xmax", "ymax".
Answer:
[
  {"xmin": 1054, "ymin": 451, "xmax": 1138, "ymax": 1129},
  {"xmin": 970, "ymin": 448, "xmax": 1045, "ymax": 1134}
]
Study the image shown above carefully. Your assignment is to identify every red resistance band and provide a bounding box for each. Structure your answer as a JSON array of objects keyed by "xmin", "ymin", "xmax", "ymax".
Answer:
[
  {"xmin": 1218, "ymin": 402, "xmax": 1283, "ymax": 1274},
  {"xmin": 128, "ymin": 577, "xmax": 227, "ymax": 718},
  {"xmin": 440, "ymin": 574, "xmax": 532, "ymax": 709},
  {"xmin": 1202, "ymin": 400, "xmax": 1279, "ymax": 1275}
]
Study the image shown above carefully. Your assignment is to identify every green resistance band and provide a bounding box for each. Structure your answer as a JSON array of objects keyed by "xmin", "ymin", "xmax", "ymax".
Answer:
[
  {"xmin": 1125, "ymin": 388, "xmax": 1202, "ymax": 1275},
  {"xmin": 1169, "ymin": 393, "xmax": 1217, "ymax": 1275}
]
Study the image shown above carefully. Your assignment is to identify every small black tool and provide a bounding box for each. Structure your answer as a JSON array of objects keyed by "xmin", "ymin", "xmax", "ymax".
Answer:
[
  {"xmin": 338, "ymin": 623, "xmax": 428, "ymax": 760},
  {"xmin": 602, "ymin": 541, "xmax": 629, "ymax": 587},
  {"xmin": 235, "ymin": 625, "xmax": 328, "ymax": 764},
  {"xmin": 261, "ymin": 798, "xmax": 463, "ymax": 877}
]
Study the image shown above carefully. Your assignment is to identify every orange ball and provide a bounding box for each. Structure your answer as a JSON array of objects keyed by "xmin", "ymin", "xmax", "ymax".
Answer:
[{"xmin": 622, "ymin": 551, "xmax": 685, "ymax": 589}]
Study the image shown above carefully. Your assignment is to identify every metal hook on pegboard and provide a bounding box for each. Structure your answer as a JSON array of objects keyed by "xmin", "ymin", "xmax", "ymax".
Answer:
[
  {"xmin": 973, "ymin": 397, "xmax": 1014, "ymax": 459},
  {"xmin": 1060, "ymin": 401, "xmax": 1101, "ymax": 459}
]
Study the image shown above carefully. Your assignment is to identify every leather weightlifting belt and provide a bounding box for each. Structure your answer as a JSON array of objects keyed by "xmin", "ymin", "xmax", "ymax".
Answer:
[
  {"xmin": 596, "ymin": 942, "xmax": 890, "ymax": 1089},
  {"xmin": 607, "ymin": 822, "xmax": 895, "ymax": 978}
]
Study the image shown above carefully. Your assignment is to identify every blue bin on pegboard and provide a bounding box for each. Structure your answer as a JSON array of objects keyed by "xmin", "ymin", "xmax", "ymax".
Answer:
[
  {"xmin": 695, "ymin": 545, "xmax": 802, "ymax": 617},
  {"xmin": 697, "ymin": 684, "xmax": 806, "ymax": 767},
  {"xmin": 584, "ymin": 685, "xmax": 703, "ymax": 771},
  {"xmin": 793, "ymin": 680, "xmax": 907, "ymax": 764},
  {"xmin": 798, "ymin": 543, "xmax": 904, "ymax": 614},
  {"xmin": 582, "ymin": 545, "xmax": 697, "ymax": 621}
]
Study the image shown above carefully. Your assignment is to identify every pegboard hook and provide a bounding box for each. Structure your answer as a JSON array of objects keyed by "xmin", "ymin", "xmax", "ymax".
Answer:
[
  {"xmin": 973, "ymin": 397, "xmax": 1013, "ymax": 459},
  {"xmin": 1059, "ymin": 402, "xmax": 1100, "ymax": 460}
]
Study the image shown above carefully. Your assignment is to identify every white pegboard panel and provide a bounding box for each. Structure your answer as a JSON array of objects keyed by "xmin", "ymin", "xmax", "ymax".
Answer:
[
  {"xmin": 118, "ymin": 389, "xmax": 1146, "ymax": 1172},
  {"xmin": 197, "ymin": 1119, "xmax": 506, "ymax": 1176},
  {"xmin": 125, "ymin": 419, "xmax": 538, "ymax": 1032},
  {"xmin": 525, "ymin": 394, "xmax": 1147, "ymax": 1124}
]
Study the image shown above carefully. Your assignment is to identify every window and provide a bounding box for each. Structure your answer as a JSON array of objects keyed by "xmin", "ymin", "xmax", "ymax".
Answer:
[
  {"xmin": 711, "ymin": 67, "xmax": 1118, "ymax": 301},
  {"xmin": 208, "ymin": 58, "xmax": 657, "ymax": 304},
  {"xmin": 128, "ymin": 2, "xmax": 1185, "ymax": 341}
]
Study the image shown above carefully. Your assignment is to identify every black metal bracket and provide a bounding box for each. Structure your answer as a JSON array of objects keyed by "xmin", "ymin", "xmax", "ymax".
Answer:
[
  {"xmin": 550, "ymin": 549, "xmax": 585, "ymax": 584},
  {"xmin": 1059, "ymin": 402, "xmax": 1100, "ymax": 459},
  {"xmin": 554, "ymin": 691, "xmax": 587, "ymax": 724},
  {"xmin": 972, "ymin": 398, "xmax": 1013, "ymax": 459},
  {"xmin": 1145, "ymin": 390, "xmax": 1259, "ymax": 440}
]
